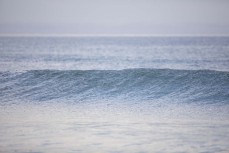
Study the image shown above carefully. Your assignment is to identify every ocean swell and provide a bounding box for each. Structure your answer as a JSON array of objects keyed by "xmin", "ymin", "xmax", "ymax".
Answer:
[{"xmin": 0, "ymin": 68, "xmax": 228, "ymax": 104}]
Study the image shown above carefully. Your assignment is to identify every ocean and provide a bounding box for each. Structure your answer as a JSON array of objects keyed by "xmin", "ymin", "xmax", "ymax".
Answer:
[{"xmin": 0, "ymin": 36, "xmax": 229, "ymax": 153}]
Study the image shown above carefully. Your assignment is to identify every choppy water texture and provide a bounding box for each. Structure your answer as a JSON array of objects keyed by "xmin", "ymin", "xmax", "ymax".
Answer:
[{"xmin": 0, "ymin": 36, "xmax": 229, "ymax": 153}]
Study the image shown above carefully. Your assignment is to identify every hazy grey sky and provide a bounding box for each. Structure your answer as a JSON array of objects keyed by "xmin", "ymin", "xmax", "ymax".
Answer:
[{"xmin": 0, "ymin": 0, "xmax": 229, "ymax": 35}]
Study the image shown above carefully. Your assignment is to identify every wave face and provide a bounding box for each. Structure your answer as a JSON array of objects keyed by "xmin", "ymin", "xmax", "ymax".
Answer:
[{"xmin": 1, "ymin": 68, "xmax": 228, "ymax": 104}]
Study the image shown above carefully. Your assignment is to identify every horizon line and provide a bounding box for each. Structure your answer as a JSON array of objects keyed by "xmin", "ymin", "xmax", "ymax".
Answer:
[{"xmin": 1, "ymin": 33, "xmax": 229, "ymax": 37}]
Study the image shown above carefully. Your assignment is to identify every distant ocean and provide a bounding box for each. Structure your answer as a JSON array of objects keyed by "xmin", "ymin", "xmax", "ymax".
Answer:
[{"xmin": 0, "ymin": 36, "xmax": 229, "ymax": 153}]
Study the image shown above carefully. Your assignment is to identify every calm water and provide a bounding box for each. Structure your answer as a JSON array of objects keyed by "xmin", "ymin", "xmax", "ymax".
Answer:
[{"xmin": 0, "ymin": 36, "xmax": 229, "ymax": 153}]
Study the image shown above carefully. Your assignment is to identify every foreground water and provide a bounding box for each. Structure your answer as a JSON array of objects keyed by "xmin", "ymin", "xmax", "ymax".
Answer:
[{"xmin": 0, "ymin": 36, "xmax": 229, "ymax": 153}]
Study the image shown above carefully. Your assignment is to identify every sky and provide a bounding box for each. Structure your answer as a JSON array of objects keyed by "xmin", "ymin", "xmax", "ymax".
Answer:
[{"xmin": 0, "ymin": 0, "xmax": 229, "ymax": 36}]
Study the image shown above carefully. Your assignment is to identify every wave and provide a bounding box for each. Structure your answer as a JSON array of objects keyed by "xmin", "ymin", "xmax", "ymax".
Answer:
[{"xmin": 0, "ymin": 69, "xmax": 228, "ymax": 104}]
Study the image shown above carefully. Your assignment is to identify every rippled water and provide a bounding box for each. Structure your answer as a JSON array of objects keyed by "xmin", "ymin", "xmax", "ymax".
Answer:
[{"xmin": 0, "ymin": 36, "xmax": 229, "ymax": 153}]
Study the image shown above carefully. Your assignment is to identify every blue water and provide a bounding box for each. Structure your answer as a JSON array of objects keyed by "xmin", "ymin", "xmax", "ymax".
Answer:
[
  {"xmin": 1, "ymin": 36, "xmax": 229, "ymax": 71},
  {"xmin": 0, "ymin": 36, "xmax": 229, "ymax": 153},
  {"xmin": 1, "ymin": 69, "xmax": 229, "ymax": 104}
]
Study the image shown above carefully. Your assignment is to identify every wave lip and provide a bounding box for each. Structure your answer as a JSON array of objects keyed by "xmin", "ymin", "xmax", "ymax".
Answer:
[{"xmin": 0, "ymin": 68, "xmax": 228, "ymax": 104}]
